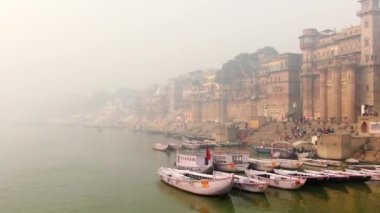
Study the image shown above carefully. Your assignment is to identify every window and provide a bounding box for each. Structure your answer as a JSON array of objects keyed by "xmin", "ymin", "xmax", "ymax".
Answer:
[
  {"xmin": 366, "ymin": 55, "xmax": 370, "ymax": 62},
  {"xmin": 365, "ymin": 20, "xmax": 369, "ymax": 28},
  {"xmin": 365, "ymin": 38, "xmax": 370, "ymax": 47}
]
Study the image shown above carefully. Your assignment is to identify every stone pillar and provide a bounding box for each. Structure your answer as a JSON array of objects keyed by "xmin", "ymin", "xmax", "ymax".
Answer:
[
  {"xmin": 337, "ymin": 68, "xmax": 342, "ymax": 121},
  {"xmin": 302, "ymin": 76, "xmax": 314, "ymax": 119},
  {"xmin": 347, "ymin": 66, "xmax": 356, "ymax": 121},
  {"xmin": 319, "ymin": 69, "xmax": 327, "ymax": 121}
]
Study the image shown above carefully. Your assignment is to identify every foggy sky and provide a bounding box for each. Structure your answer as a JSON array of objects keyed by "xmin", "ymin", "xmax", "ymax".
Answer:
[{"xmin": 0, "ymin": 0, "xmax": 359, "ymax": 101}]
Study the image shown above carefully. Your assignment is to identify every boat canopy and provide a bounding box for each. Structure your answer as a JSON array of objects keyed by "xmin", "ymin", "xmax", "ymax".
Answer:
[
  {"xmin": 271, "ymin": 141, "xmax": 293, "ymax": 149},
  {"xmin": 292, "ymin": 141, "xmax": 315, "ymax": 148}
]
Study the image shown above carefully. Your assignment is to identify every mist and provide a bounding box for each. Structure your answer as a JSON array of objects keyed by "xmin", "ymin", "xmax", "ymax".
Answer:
[{"xmin": 0, "ymin": 0, "xmax": 359, "ymax": 123}]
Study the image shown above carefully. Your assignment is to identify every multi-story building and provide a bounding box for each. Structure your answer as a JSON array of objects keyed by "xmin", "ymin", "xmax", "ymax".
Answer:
[
  {"xmin": 300, "ymin": 0, "xmax": 380, "ymax": 121},
  {"xmin": 255, "ymin": 53, "xmax": 302, "ymax": 121}
]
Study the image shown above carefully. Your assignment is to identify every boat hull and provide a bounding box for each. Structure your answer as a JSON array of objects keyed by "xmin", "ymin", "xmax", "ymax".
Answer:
[
  {"xmin": 276, "ymin": 160, "xmax": 303, "ymax": 170},
  {"xmin": 233, "ymin": 181, "xmax": 268, "ymax": 193},
  {"xmin": 158, "ymin": 168, "xmax": 234, "ymax": 196},
  {"xmin": 214, "ymin": 163, "xmax": 249, "ymax": 173},
  {"xmin": 245, "ymin": 170, "xmax": 306, "ymax": 190},
  {"xmin": 153, "ymin": 143, "xmax": 169, "ymax": 151},
  {"xmin": 176, "ymin": 164, "xmax": 213, "ymax": 174}
]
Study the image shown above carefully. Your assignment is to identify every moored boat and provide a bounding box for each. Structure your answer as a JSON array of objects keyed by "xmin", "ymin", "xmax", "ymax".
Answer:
[
  {"xmin": 183, "ymin": 141, "xmax": 202, "ymax": 150},
  {"xmin": 213, "ymin": 150, "xmax": 250, "ymax": 172},
  {"xmin": 275, "ymin": 159, "xmax": 303, "ymax": 170},
  {"xmin": 325, "ymin": 160, "xmax": 342, "ymax": 167},
  {"xmin": 271, "ymin": 141, "xmax": 294, "ymax": 159},
  {"xmin": 273, "ymin": 169, "xmax": 328, "ymax": 184},
  {"xmin": 175, "ymin": 149, "xmax": 213, "ymax": 173},
  {"xmin": 322, "ymin": 169, "xmax": 371, "ymax": 183},
  {"xmin": 158, "ymin": 167, "xmax": 234, "ymax": 196},
  {"xmin": 350, "ymin": 169, "xmax": 380, "ymax": 181},
  {"xmin": 300, "ymin": 158, "xmax": 328, "ymax": 167},
  {"xmin": 248, "ymin": 158, "xmax": 279, "ymax": 172},
  {"xmin": 153, "ymin": 143, "xmax": 169, "ymax": 151},
  {"xmin": 245, "ymin": 169, "xmax": 306, "ymax": 189},
  {"xmin": 348, "ymin": 164, "xmax": 380, "ymax": 171},
  {"xmin": 292, "ymin": 141, "xmax": 316, "ymax": 159},
  {"xmin": 169, "ymin": 143, "xmax": 183, "ymax": 150},
  {"xmin": 221, "ymin": 173, "xmax": 269, "ymax": 193},
  {"xmin": 253, "ymin": 145, "xmax": 272, "ymax": 154},
  {"xmin": 304, "ymin": 169, "xmax": 349, "ymax": 183}
]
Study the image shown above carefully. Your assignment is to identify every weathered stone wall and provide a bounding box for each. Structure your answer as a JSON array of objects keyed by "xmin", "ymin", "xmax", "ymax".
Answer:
[
  {"xmin": 317, "ymin": 134, "xmax": 367, "ymax": 160},
  {"xmin": 227, "ymin": 99, "xmax": 252, "ymax": 122}
]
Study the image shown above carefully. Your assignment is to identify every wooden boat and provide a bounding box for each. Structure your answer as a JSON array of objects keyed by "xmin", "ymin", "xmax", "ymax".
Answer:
[
  {"xmin": 292, "ymin": 141, "xmax": 316, "ymax": 159},
  {"xmin": 325, "ymin": 160, "xmax": 342, "ymax": 167},
  {"xmin": 345, "ymin": 158, "xmax": 359, "ymax": 165},
  {"xmin": 300, "ymin": 158, "xmax": 328, "ymax": 167},
  {"xmin": 252, "ymin": 145, "xmax": 272, "ymax": 154},
  {"xmin": 273, "ymin": 169, "xmax": 328, "ymax": 184},
  {"xmin": 158, "ymin": 167, "xmax": 234, "ymax": 196},
  {"xmin": 213, "ymin": 150, "xmax": 250, "ymax": 172},
  {"xmin": 215, "ymin": 172, "xmax": 269, "ymax": 193},
  {"xmin": 153, "ymin": 143, "xmax": 169, "ymax": 151},
  {"xmin": 271, "ymin": 141, "xmax": 294, "ymax": 159},
  {"xmin": 248, "ymin": 158, "xmax": 279, "ymax": 172},
  {"xmin": 348, "ymin": 164, "xmax": 380, "ymax": 171},
  {"xmin": 346, "ymin": 169, "xmax": 380, "ymax": 181},
  {"xmin": 245, "ymin": 169, "xmax": 306, "ymax": 189},
  {"xmin": 169, "ymin": 143, "xmax": 183, "ymax": 150},
  {"xmin": 275, "ymin": 159, "xmax": 303, "ymax": 170},
  {"xmin": 183, "ymin": 141, "xmax": 201, "ymax": 150},
  {"xmin": 175, "ymin": 150, "xmax": 213, "ymax": 173},
  {"xmin": 304, "ymin": 169, "xmax": 349, "ymax": 183},
  {"xmin": 322, "ymin": 169, "xmax": 371, "ymax": 183}
]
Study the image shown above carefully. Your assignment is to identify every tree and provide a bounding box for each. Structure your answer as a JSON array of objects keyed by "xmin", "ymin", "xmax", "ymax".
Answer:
[{"xmin": 215, "ymin": 60, "xmax": 241, "ymax": 85}]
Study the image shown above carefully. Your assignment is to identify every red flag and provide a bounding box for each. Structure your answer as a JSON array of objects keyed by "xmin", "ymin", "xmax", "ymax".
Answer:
[{"xmin": 206, "ymin": 146, "xmax": 211, "ymax": 161}]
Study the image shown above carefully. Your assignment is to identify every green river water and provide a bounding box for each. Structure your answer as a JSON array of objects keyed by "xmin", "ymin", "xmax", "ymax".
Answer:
[{"xmin": 0, "ymin": 125, "xmax": 379, "ymax": 213}]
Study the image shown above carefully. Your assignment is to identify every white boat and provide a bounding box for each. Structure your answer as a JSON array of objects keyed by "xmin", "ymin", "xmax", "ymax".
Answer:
[
  {"xmin": 183, "ymin": 141, "xmax": 201, "ymax": 150},
  {"xmin": 275, "ymin": 159, "xmax": 303, "ymax": 170},
  {"xmin": 322, "ymin": 169, "xmax": 371, "ymax": 183},
  {"xmin": 273, "ymin": 169, "xmax": 328, "ymax": 184},
  {"xmin": 346, "ymin": 169, "xmax": 380, "ymax": 181},
  {"xmin": 348, "ymin": 164, "xmax": 380, "ymax": 171},
  {"xmin": 230, "ymin": 174, "xmax": 269, "ymax": 193},
  {"xmin": 304, "ymin": 169, "xmax": 349, "ymax": 183},
  {"xmin": 325, "ymin": 160, "xmax": 342, "ymax": 167},
  {"xmin": 271, "ymin": 141, "xmax": 294, "ymax": 159},
  {"xmin": 295, "ymin": 152, "xmax": 309, "ymax": 159},
  {"xmin": 292, "ymin": 141, "xmax": 316, "ymax": 159},
  {"xmin": 248, "ymin": 158, "xmax": 279, "ymax": 172},
  {"xmin": 345, "ymin": 158, "xmax": 359, "ymax": 165},
  {"xmin": 169, "ymin": 143, "xmax": 183, "ymax": 150},
  {"xmin": 158, "ymin": 167, "xmax": 234, "ymax": 196},
  {"xmin": 213, "ymin": 150, "xmax": 250, "ymax": 172},
  {"xmin": 153, "ymin": 143, "xmax": 169, "ymax": 151},
  {"xmin": 300, "ymin": 158, "xmax": 328, "ymax": 167},
  {"xmin": 175, "ymin": 150, "xmax": 213, "ymax": 173},
  {"xmin": 245, "ymin": 169, "xmax": 306, "ymax": 190}
]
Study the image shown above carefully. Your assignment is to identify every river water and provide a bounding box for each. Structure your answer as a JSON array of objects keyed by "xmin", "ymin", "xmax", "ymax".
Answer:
[{"xmin": 0, "ymin": 125, "xmax": 379, "ymax": 213}]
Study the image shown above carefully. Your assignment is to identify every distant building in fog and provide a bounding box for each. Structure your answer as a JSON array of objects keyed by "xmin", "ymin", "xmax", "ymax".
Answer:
[{"xmin": 300, "ymin": 0, "xmax": 380, "ymax": 121}]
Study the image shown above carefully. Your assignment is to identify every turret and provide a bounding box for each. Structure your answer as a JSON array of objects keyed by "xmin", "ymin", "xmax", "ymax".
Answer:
[{"xmin": 357, "ymin": 0, "xmax": 380, "ymax": 65}]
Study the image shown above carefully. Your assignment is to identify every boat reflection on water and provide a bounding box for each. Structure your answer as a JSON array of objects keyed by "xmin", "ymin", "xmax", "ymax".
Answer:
[
  {"xmin": 345, "ymin": 182, "xmax": 372, "ymax": 193},
  {"xmin": 229, "ymin": 189, "xmax": 270, "ymax": 209},
  {"xmin": 323, "ymin": 183, "xmax": 349, "ymax": 193},
  {"xmin": 265, "ymin": 187, "xmax": 303, "ymax": 204},
  {"xmin": 299, "ymin": 185, "xmax": 330, "ymax": 201},
  {"xmin": 156, "ymin": 181, "xmax": 235, "ymax": 213}
]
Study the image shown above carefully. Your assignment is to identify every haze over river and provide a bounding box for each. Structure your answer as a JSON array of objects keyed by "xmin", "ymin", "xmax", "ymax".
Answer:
[{"xmin": 0, "ymin": 124, "xmax": 380, "ymax": 213}]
